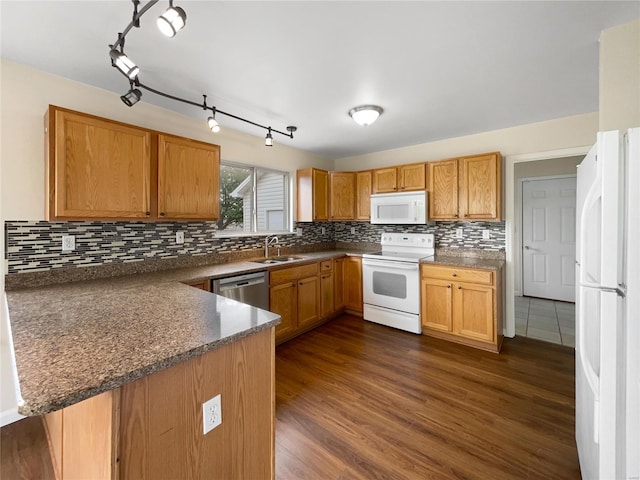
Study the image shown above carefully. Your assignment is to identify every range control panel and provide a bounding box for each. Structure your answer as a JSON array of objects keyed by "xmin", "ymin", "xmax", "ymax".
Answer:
[{"xmin": 379, "ymin": 232, "xmax": 435, "ymax": 249}]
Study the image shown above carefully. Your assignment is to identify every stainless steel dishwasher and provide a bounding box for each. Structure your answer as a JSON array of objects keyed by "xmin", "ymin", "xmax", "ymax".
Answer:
[{"xmin": 212, "ymin": 271, "xmax": 269, "ymax": 310}]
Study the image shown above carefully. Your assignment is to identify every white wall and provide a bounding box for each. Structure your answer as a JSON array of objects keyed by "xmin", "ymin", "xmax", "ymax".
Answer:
[
  {"xmin": 0, "ymin": 60, "xmax": 333, "ymax": 222},
  {"xmin": 513, "ymin": 156, "xmax": 583, "ymax": 294},
  {"xmin": 599, "ymin": 20, "xmax": 640, "ymax": 132},
  {"xmin": 335, "ymin": 113, "xmax": 598, "ymax": 170}
]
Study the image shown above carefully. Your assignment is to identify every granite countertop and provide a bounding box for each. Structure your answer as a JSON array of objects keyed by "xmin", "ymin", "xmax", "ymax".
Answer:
[
  {"xmin": 5, "ymin": 249, "xmax": 366, "ymax": 416},
  {"xmin": 421, "ymin": 255, "xmax": 505, "ymax": 270}
]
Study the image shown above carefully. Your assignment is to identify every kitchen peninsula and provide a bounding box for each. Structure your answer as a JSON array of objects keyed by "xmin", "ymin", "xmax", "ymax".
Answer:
[{"xmin": 5, "ymin": 264, "xmax": 281, "ymax": 479}]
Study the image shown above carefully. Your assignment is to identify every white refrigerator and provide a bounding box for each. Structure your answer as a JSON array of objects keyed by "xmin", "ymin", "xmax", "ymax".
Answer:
[{"xmin": 576, "ymin": 128, "xmax": 639, "ymax": 480}]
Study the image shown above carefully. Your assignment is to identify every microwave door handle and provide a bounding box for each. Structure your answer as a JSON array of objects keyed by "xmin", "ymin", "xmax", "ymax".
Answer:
[{"xmin": 413, "ymin": 201, "xmax": 418, "ymax": 221}]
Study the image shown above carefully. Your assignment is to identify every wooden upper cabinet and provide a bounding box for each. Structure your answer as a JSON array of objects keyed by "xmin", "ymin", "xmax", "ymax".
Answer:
[
  {"xmin": 46, "ymin": 106, "xmax": 152, "ymax": 220},
  {"xmin": 356, "ymin": 171, "xmax": 372, "ymax": 220},
  {"xmin": 398, "ymin": 163, "xmax": 427, "ymax": 191},
  {"xmin": 329, "ymin": 172, "xmax": 355, "ymax": 220},
  {"xmin": 458, "ymin": 153, "xmax": 501, "ymax": 220},
  {"xmin": 428, "ymin": 159, "xmax": 459, "ymax": 220},
  {"xmin": 427, "ymin": 152, "xmax": 502, "ymax": 221},
  {"xmin": 297, "ymin": 168, "xmax": 329, "ymax": 222},
  {"xmin": 157, "ymin": 135, "xmax": 220, "ymax": 220},
  {"xmin": 372, "ymin": 163, "xmax": 426, "ymax": 194},
  {"xmin": 372, "ymin": 167, "xmax": 398, "ymax": 193}
]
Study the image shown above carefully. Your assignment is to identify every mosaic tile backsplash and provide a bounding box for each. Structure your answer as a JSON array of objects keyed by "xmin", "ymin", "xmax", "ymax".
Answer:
[{"xmin": 5, "ymin": 220, "xmax": 504, "ymax": 274}]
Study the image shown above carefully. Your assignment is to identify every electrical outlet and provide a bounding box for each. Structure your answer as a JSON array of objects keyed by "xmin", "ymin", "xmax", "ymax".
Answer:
[
  {"xmin": 296, "ymin": 227, "xmax": 302, "ymax": 236},
  {"xmin": 321, "ymin": 227, "xmax": 326, "ymax": 235},
  {"xmin": 62, "ymin": 235, "xmax": 75, "ymax": 251},
  {"xmin": 350, "ymin": 227, "xmax": 356, "ymax": 235},
  {"xmin": 456, "ymin": 228, "xmax": 463, "ymax": 239},
  {"xmin": 176, "ymin": 231, "xmax": 185, "ymax": 244},
  {"xmin": 482, "ymin": 230, "xmax": 491, "ymax": 240},
  {"xmin": 203, "ymin": 394, "xmax": 222, "ymax": 435}
]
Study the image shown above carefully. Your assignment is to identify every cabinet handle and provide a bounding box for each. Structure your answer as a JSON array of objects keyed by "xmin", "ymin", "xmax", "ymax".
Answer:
[{"xmin": 159, "ymin": 212, "xmax": 166, "ymax": 217}]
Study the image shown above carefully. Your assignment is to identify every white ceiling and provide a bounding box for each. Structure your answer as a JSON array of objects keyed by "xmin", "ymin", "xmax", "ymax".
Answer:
[{"xmin": 1, "ymin": 1, "xmax": 638, "ymax": 159}]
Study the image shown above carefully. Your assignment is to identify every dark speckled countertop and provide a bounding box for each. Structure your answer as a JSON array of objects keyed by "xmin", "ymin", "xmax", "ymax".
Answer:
[
  {"xmin": 5, "ymin": 250, "xmax": 365, "ymax": 416},
  {"xmin": 421, "ymin": 255, "xmax": 504, "ymax": 270}
]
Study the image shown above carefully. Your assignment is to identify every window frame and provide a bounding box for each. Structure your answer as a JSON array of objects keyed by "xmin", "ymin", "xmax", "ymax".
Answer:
[{"xmin": 216, "ymin": 160, "xmax": 293, "ymax": 237}]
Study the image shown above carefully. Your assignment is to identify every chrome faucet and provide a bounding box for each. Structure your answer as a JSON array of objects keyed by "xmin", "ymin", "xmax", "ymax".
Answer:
[{"xmin": 265, "ymin": 235, "xmax": 279, "ymax": 258}]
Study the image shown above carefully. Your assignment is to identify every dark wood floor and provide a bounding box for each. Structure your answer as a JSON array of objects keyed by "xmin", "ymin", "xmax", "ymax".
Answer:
[
  {"xmin": 2, "ymin": 315, "xmax": 580, "ymax": 479},
  {"xmin": 276, "ymin": 315, "xmax": 580, "ymax": 480}
]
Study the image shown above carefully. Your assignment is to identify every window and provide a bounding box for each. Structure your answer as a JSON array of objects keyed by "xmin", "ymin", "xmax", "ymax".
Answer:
[{"xmin": 218, "ymin": 162, "xmax": 290, "ymax": 234}]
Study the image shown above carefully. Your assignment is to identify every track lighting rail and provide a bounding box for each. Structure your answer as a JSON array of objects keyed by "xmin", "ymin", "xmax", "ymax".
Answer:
[{"xmin": 108, "ymin": 0, "xmax": 297, "ymax": 144}]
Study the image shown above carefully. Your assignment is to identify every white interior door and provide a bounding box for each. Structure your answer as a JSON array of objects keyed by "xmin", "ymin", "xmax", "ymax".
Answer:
[{"xmin": 522, "ymin": 176, "xmax": 576, "ymax": 302}]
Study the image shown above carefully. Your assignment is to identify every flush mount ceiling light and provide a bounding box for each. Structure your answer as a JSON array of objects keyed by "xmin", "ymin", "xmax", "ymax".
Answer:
[
  {"xmin": 348, "ymin": 105, "xmax": 383, "ymax": 126},
  {"xmin": 109, "ymin": 0, "xmax": 297, "ymax": 146}
]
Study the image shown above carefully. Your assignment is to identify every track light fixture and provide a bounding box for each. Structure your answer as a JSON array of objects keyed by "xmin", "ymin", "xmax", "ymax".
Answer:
[
  {"xmin": 121, "ymin": 84, "xmax": 142, "ymax": 107},
  {"xmin": 108, "ymin": 0, "xmax": 297, "ymax": 146},
  {"xmin": 157, "ymin": 0, "xmax": 186, "ymax": 37}
]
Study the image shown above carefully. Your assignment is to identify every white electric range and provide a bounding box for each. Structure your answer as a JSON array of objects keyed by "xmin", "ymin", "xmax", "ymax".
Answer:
[{"xmin": 362, "ymin": 232, "xmax": 435, "ymax": 334}]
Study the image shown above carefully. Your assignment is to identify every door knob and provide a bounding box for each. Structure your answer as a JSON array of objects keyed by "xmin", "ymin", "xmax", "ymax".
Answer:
[{"xmin": 524, "ymin": 245, "xmax": 530, "ymax": 250}]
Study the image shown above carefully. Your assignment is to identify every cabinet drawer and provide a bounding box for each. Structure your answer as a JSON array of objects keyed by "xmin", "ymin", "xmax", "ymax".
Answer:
[
  {"xmin": 270, "ymin": 263, "xmax": 319, "ymax": 285},
  {"xmin": 320, "ymin": 260, "xmax": 332, "ymax": 272},
  {"xmin": 421, "ymin": 265, "xmax": 494, "ymax": 285}
]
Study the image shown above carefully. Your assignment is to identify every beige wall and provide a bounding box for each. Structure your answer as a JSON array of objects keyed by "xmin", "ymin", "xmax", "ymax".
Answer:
[
  {"xmin": 0, "ymin": 60, "xmax": 332, "ymax": 221},
  {"xmin": 513, "ymin": 156, "xmax": 583, "ymax": 294},
  {"xmin": 335, "ymin": 113, "xmax": 598, "ymax": 170},
  {"xmin": 599, "ymin": 20, "xmax": 640, "ymax": 131}
]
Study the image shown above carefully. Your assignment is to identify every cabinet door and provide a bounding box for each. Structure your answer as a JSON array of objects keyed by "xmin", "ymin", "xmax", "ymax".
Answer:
[
  {"xmin": 372, "ymin": 167, "xmax": 398, "ymax": 193},
  {"xmin": 355, "ymin": 171, "xmax": 372, "ymax": 220},
  {"xmin": 49, "ymin": 108, "xmax": 152, "ymax": 220},
  {"xmin": 428, "ymin": 159, "xmax": 458, "ymax": 220},
  {"xmin": 297, "ymin": 276, "xmax": 320, "ymax": 327},
  {"xmin": 421, "ymin": 278, "xmax": 453, "ymax": 332},
  {"xmin": 453, "ymin": 283, "xmax": 494, "ymax": 342},
  {"xmin": 270, "ymin": 282, "xmax": 297, "ymax": 341},
  {"xmin": 313, "ymin": 169, "xmax": 330, "ymax": 221},
  {"xmin": 320, "ymin": 272, "xmax": 334, "ymax": 318},
  {"xmin": 399, "ymin": 163, "xmax": 426, "ymax": 191},
  {"xmin": 330, "ymin": 172, "xmax": 355, "ymax": 220},
  {"xmin": 343, "ymin": 257, "xmax": 363, "ymax": 313},
  {"xmin": 157, "ymin": 135, "xmax": 220, "ymax": 220},
  {"xmin": 459, "ymin": 153, "xmax": 501, "ymax": 220},
  {"xmin": 334, "ymin": 258, "xmax": 345, "ymax": 311}
]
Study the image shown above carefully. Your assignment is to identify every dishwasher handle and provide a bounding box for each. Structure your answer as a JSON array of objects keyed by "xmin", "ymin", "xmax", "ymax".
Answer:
[{"xmin": 215, "ymin": 272, "xmax": 267, "ymax": 292}]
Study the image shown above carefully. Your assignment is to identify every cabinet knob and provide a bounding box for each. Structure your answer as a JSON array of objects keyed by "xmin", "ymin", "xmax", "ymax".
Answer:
[
  {"xmin": 454, "ymin": 214, "xmax": 458, "ymax": 218},
  {"xmin": 159, "ymin": 212, "xmax": 165, "ymax": 217},
  {"xmin": 447, "ymin": 284, "xmax": 451, "ymax": 288},
  {"xmin": 145, "ymin": 211, "xmax": 150, "ymax": 217},
  {"xmin": 457, "ymin": 286, "xmax": 462, "ymax": 290},
  {"xmin": 463, "ymin": 214, "xmax": 468, "ymax": 217},
  {"xmin": 452, "ymin": 273, "xmax": 457, "ymax": 277}
]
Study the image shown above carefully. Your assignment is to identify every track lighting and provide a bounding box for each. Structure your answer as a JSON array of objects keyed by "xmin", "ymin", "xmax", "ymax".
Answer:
[
  {"xmin": 349, "ymin": 105, "xmax": 383, "ymax": 126},
  {"xmin": 109, "ymin": 0, "xmax": 297, "ymax": 145},
  {"xmin": 157, "ymin": 1, "xmax": 186, "ymax": 37},
  {"xmin": 110, "ymin": 49, "xmax": 139, "ymax": 80},
  {"xmin": 121, "ymin": 86, "xmax": 142, "ymax": 107},
  {"xmin": 207, "ymin": 114, "xmax": 220, "ymax": 133}
]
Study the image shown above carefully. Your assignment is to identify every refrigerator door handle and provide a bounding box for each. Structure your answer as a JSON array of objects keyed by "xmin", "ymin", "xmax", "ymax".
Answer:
[
  {"xmin": 577, "ymin": 287, "xmax": 600, "ymax": 434},
  {"xmin": 578, "ymin": 166, "xmax": 602, "ymax": 285},
  {"xmin": 580, "ymin": 282, "xmax": 627, "ymax": 297}
]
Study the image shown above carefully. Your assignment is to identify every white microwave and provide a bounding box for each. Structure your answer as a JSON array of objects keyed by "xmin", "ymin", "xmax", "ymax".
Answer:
[{"xmin": 370, "ymin": 191, "xmax": 428, "ymax": 224}]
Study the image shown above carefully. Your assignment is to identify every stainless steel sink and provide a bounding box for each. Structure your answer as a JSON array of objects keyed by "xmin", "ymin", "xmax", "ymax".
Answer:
[{"xmin": 253, "ymin": 256, "xmax": 302, "ymax": 264}]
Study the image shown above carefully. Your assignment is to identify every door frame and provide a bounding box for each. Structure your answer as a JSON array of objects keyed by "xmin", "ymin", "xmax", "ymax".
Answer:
[
  {"xmin": 504, "ymin": 146, "xmax": 590, "ymax": 338},
  {"xmin": 518, "ymin": 174, "xmax": 577, "ymax": 298}
]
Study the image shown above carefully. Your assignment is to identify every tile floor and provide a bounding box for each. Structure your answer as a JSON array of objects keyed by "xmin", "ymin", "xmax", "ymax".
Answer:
[{"xmin": 515, "ymin": 296, "xmax": 575, "ymax": 347}]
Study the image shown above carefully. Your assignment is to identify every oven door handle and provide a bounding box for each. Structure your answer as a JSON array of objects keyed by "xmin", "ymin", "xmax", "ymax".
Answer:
[{"xmin": 362, "ymin": 259, "xmax": 419, "ymax": 270}]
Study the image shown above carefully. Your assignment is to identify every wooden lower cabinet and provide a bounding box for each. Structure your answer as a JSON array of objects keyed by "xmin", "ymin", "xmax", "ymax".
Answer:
[
  {"xmin": 343, "ymin": 257, "xmax": 363, "ymax": 314},
  {"xmin": 43, "ymin": 329, "xmax": 275, "ymax": 480},
  {"xmin": 420, "ymin": 264, "xmax": 503, "ymax": 352},
  {"xmin": 320, "ymin": 270, "xmax": 334, "ymax": 318},
  {"xmin": 297, "ymin": 276, "xmax": 320, "ymax": 327},
  {"xmin": 269, "ymin": 282, "xmax": 297, "ymax": 340},
  {"xmin": 333, "ymin": 258, "xmax": 345, "ymax": 311},
  {"xmin": 182, "ymin": 278, "xmax": 211, "ymax": 291}
]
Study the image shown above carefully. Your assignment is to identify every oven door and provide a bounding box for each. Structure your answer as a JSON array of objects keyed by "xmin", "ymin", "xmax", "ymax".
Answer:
[{"xmin": 362, "ymin": 258, "xmax": 420, "ymax": 314}]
